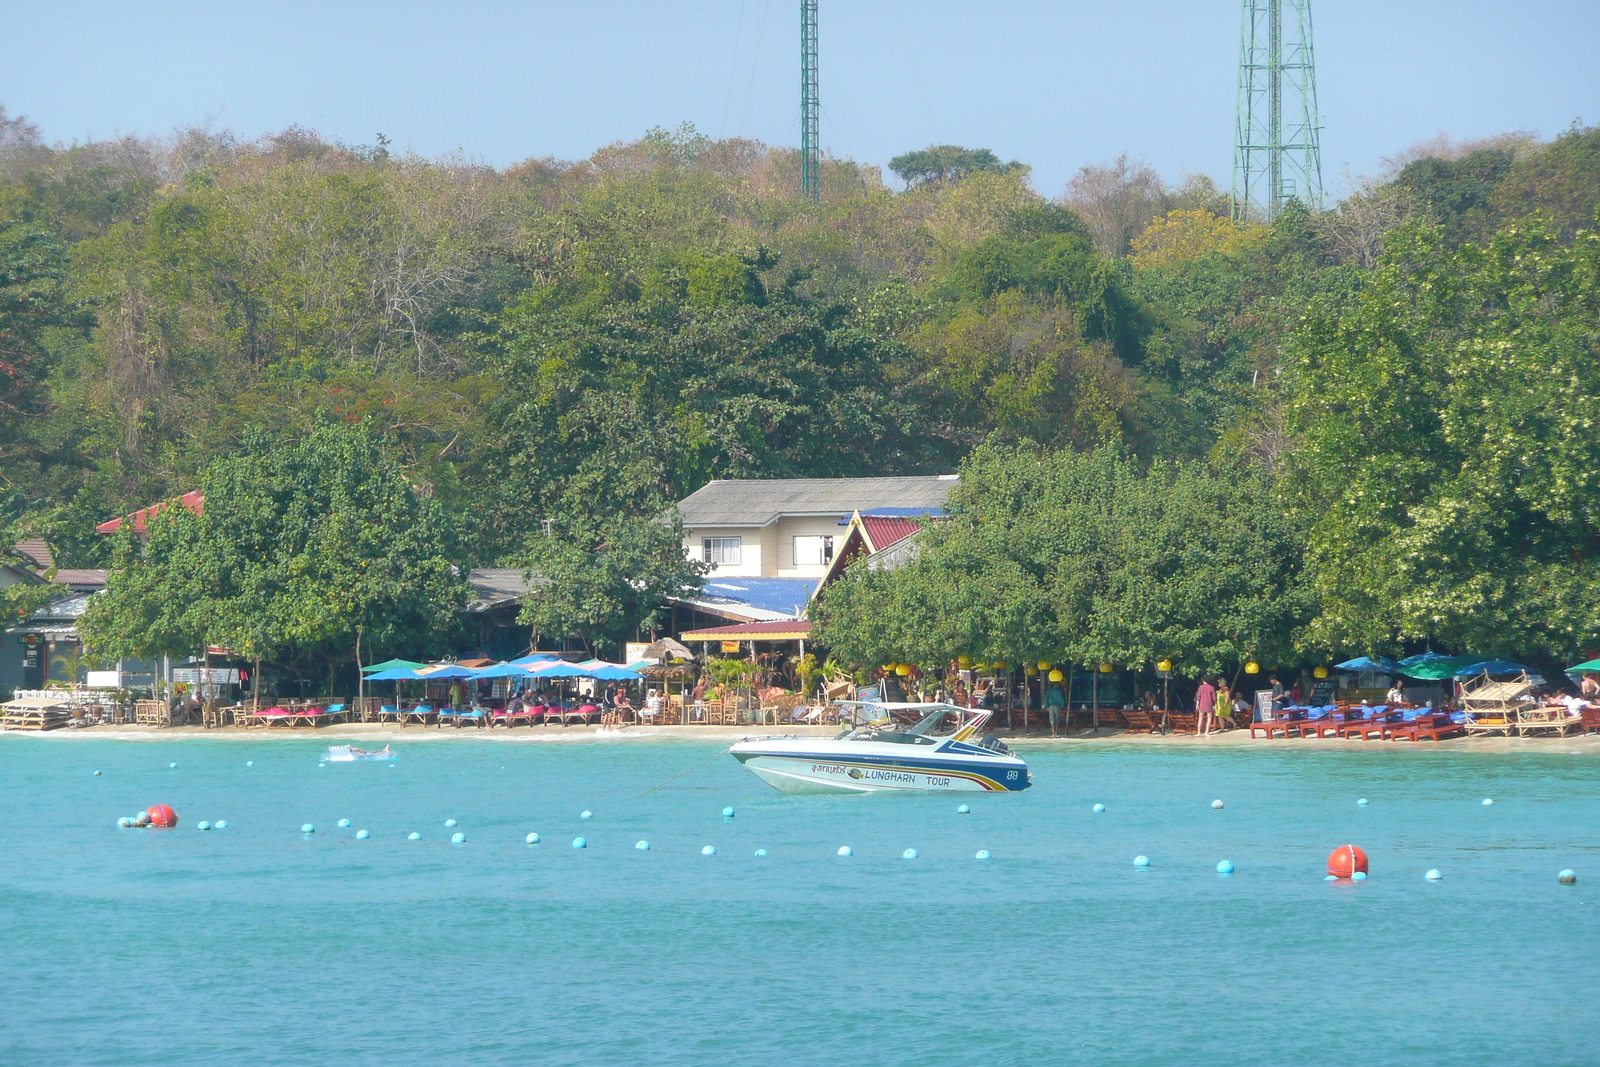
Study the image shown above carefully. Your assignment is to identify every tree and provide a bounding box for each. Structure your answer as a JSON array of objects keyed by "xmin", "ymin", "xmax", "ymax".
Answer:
[
  {"xmin": 889, "ymin": 145, "xmax": 1018, "ymax": 188},
  {"xmin": 1287, "ymin": 217, "xmax": 1600, "ymax": 660},
  {"xmin": 80, "ymin": 423, "xmax": 467, "ymax": 688},
  {"xmin": 518, "ymin": 511, "xmax": 706, "ymax": 655}
]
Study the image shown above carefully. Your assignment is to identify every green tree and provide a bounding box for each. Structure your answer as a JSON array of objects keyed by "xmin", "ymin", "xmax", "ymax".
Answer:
[{"xmin": 888, "ymin": 145, "xmax": 1019, "ymax": 188}]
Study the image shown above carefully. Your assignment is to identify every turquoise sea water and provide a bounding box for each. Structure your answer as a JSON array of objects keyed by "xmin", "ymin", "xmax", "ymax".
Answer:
[{"xmin": 2, "ymin": 736, "xmax": 1597, "ymax": 1066}]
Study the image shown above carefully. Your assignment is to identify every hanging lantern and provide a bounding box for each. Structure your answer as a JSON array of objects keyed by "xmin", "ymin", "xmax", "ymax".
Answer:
[
  {"xmin": 992, "ymin": 661, "xmax": 1008, "ymax": 671},
  {"xmin": 1156, "ymin": 659, "xmax": 1173, "ymax": 673},
  {"xmin": 1313, "ymin": 665, "xmax": 1329, "ymax": 679},
  {"xmin": 1245, "ymin": 662, "xmax": 1260, "ymax": 675},
  {"xmin": 1025, "ymin": 665, "xmax": 1038, "ymax": 676},
  {"xmin": 1098, "ymin": 662, "xmax": 1113, "ymax": 674},
  {"xmin": 1037, "ymin": 660, "xmax": 1051, "ymax": 672},
  {"xmin": 957, "ymin": 655, "xmax": 971, "ymax": 669},
  {"xmin": 881, "ymin": 664, "xmax": 896, "ymax": 673},
  {"xmin": 1048, "ymin": 669, "xmax": 1064, "ymax": 682},
  {"xmin": 895, "ymin": 664, "xmax": 911, "ymax": 676}
]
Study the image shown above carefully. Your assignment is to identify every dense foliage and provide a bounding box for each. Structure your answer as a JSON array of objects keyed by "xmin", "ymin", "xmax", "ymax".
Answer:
[{"xmin": 1, "ymin": 104, "xmax": 1595, "ymax": 676}]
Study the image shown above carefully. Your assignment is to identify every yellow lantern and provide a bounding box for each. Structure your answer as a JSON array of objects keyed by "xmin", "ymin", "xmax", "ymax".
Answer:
[
  {"xmin": 1313, "ymin": 665, "xmax": 1329, "ymax": 679},
  {"xmin": 957, "ymin": 655, "xmax": 971, "ymax": 669},
  {"xmin": 895, "ymin": 664, "xmax": 911, "ymax": 676},
  {"xmin": 881, "ymin": 664, "xmax": 896, "ymax": 673},
  {"xmin": 1157, "ymin": 659, "xmax": 1173, "ymax": 673},
  {"xmin": 1098, "ymin": 662, "xmax": 1113, "ymax": 673},
  {"xmin": 1245, "ymin": 662, "xmax": 1260, "ymax": 675},
  {"xmin": 1025, "ymin": 665, "xmax": 1038, "ymax": 676},
  {"xmin": 993, "ymin": 661, "xmax": 1008, "ymax": 671},
  {"xmin": 1037, "ymin": 660, "xmax": 1051, "ymax": 671},
  {"xmin": 1048, "ymin": 669, "xmax": 1064, "ymax": 682}
]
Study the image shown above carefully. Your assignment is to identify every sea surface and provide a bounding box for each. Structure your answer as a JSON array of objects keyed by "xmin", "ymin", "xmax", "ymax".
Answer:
[{"xmin": 1, "ymin": 735, "xmax": 1596, "ymax": 1066}]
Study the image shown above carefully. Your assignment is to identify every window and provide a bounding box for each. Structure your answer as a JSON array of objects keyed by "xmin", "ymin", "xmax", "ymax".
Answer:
[
  {"xmin": 702, "ymin": 537, "xmax": 741, "ymax": 565},
  {"xmin": 793, "ymin": 535, "xmax": 834, "ymax": 566}
]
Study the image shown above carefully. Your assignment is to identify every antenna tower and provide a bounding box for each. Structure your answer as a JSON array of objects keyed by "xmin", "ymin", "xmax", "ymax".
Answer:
[
  {"xmin": 800, "ymin": 0, "xmax": 820, "ymax": 197},
  {"xmin": 1232, "ymin": 0, "xmax": 1322, "ymax": 222}
]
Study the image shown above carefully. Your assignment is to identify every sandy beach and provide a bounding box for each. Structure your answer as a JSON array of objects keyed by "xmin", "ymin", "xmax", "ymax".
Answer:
[{"xmin": 9, "ymin": 721, "xmax": 1599, "ymax": 752}]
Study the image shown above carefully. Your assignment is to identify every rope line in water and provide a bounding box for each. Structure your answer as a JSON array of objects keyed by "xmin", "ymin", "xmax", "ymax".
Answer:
[{"xmin": 639, "ymin": 748, "xmax": 730, "ymax": 797}]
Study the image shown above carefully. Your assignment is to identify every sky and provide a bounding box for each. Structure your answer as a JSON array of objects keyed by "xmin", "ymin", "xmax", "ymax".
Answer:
[{"xmin": 1, "ymin": 1, "xmax": 1596, "ymax": 197}]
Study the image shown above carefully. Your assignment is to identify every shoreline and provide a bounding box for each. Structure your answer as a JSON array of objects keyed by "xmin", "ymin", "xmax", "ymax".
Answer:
[{"xmin": 5, "ymin": 722, "xmax": 1597, "ymax": 753}]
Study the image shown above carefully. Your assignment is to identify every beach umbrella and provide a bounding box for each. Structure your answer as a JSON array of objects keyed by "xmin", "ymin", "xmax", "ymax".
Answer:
[
  {"xmin": 590, "ymin": 665, "xmax": 643, "ymax": 680},
  {"xmin": 362, "ymin": 658, "xmax": 428, "ymax": 674},
  {"xmin": 366, "ymin": 667, "xmax": 423, "ymax": 681},
  {"xmin": 1565, "ymin": 658, "xmax": 1600, "ymax": 674},
  {"xmin": 1454, "ymin": 659, "xmax": 1531, "ymax": 677},
  {"xmin": 474, "ymin": 661, "xmax": 536, "ymax": 679},
  {"xmin": 1400, "ymin": 655, "xmax": 1479, "ymax": 680},
  {"xmin": 527, "ymin": 661, "xmax": 595, "ymax": 678},
  {"xmin": 1398, "ymin": 651, "xmax": 1450, "ymax": 667},
  {"xmin": 417, "ymin": 664, "xmax": 479, "ymax": 679},
  {"xmin": 1334, "ymin": 656, "xmax": 1402, "ymax": 673},
  {"xmin": 510, "ymin": 653, "xmax": 562, "ymax": 666}
]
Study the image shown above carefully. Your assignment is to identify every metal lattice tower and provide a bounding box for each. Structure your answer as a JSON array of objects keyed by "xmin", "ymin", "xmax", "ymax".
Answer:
[
  {"xmin": 1232, "ymin": 0, "xmax": 1323, "ymax": 222},
  {"xmin": 800, "ymin": 0, "xmax": 820, "ymax": 197}
]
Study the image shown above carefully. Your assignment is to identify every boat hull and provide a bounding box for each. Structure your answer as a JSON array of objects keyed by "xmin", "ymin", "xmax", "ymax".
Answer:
[{"xmin": 731, "ymin": 742, "xmax": 1029, "ymax": 794}]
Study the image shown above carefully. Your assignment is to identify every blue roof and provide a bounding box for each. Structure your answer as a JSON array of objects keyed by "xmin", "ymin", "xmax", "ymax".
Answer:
[{"xmin": 694, "ymin": 578, "xmax": 819, "ymax": 618}]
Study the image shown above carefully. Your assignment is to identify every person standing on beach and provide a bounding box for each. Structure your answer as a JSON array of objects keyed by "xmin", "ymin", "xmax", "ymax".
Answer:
[{"xmin": 1196, "ymin": 676, "xmax": 1217, "ymax": 735}]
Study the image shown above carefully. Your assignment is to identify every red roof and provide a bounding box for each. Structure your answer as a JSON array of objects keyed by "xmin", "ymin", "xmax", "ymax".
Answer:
[
  {"xmin": 861, "ymin": 515, "xmax": 920, "ymax": 553},
  {"xmin": 95, "ymin": 491, "xmax": 205, "ymax": 535},
  {"xmin": 680, "ymin": 620, "xmax": 814, "ymax": 640}
]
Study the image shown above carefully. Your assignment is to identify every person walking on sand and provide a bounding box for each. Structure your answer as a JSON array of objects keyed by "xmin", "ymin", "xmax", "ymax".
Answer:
[
  {"xmin": 1195, "ymin": 676, "xmax": 1217, "ymax": 736},
  {"xmin": 1211, "ymin": 680, "xmax": 1232, "ymax": 733}
]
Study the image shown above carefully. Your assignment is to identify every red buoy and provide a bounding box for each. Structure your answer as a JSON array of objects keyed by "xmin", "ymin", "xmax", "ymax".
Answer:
[
  {"xmin": 147, "ymin": 804, "xmax": 178, "ymax": 828},
  {"xmin": 1328, "ymin": 844, "xmax": 1368, "ymax": 878}
]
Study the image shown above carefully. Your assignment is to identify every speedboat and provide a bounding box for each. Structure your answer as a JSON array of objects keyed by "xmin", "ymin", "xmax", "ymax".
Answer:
[
  {"xmin": 729, "ymin": 702, "xmax": 1029, "ymax": 795},
  {"xmin": 325, "ymin": 744, "xmax": 396, "ymax": 762}
]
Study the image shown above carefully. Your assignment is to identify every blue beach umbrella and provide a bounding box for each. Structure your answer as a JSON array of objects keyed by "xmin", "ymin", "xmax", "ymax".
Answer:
[
  {"xmin": 417, "ymin": 664, "xmax": 479, "ymax": 680},
  {"xmin": 527, "ymin": 661, "xmax": 595, "ymax": 679},
  {"xmin": 1398, "ymin": 651, "xmax": 1451, "ymax": 667},
  {"xmin": 510, "ymin": 654, "xmax": 562, "ymax": 667},
  {"xmin": 366, "ymin": 667, "xmax": 422, "ymax": 681},
  {"xmin": 473, "ymin": 661, "xmax": 536, "ymax": 679},
  {"xmin": 1335, "ymin": 656, "xmax": 1402, "ymax": 673},
  {"xmin": 1454, "ymin": 659, "xmax": 1530, "ymax": 677}
]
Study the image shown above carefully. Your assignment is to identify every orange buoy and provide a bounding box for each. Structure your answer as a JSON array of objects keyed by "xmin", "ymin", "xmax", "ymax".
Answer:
[
  {"xmin": 1327, "ymin": 844, "xmax": 1368, "ymax": 878},
  {"xmin": 147, "ymin": 804, "xmax": 178, "ymax": 828}
]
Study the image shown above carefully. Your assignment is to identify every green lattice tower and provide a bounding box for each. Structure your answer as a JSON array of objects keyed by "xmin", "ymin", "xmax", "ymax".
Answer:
[
  {"xmin": 1232, "ymin": 0, "xmax": 1323, "ymax": 222},
  {"xmin": 800, "ymin": 0, "xmax": 820, "ymax": 197}
]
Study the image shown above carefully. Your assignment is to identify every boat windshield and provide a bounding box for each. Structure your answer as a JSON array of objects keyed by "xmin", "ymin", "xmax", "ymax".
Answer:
[{"xmin": 834, "ymin": 705, "xmax": 966, "ymax": 744}]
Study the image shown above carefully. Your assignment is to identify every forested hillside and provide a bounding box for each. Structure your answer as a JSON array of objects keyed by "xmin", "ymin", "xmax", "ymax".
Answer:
[{"xmin": 2, "ymin": 106, "xmax": 1597, "ymax": 664}]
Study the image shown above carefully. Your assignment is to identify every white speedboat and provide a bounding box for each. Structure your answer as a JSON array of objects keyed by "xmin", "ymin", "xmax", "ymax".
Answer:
[
  {"xmin": 325, "ymin": 744, "xmax": 396, "ymax": 762},
  {"xmin": 729, "ymin": 702, "xmax": 1029, "ymax": 795}
]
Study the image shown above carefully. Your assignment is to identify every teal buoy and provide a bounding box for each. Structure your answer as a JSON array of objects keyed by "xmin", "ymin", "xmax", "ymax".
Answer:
[
  {"xmin": 94, "ymin": 770, "xmax": 102, "ymax": 776},
  {"xmin": 636, "ymin": 840, "xmax": 650, "ymax": 850},
  {"xmin": 957, "ymin": 804, "xmax": 970, "ymax": 814},
  {"xmin": 701, "ymin": 845, "xmax": 717, "ymax": 856},
  {"xmin": 902, "ymin": 848, "xmax": 918, "ymax": 860},
  {"xmin": 1216, "ymin": 860, "xmax": 1235, "ymax": 875},
  {"xmin": 1092, "ymin": 803, "xmax": 1106, "ymax": 813},
  {"xmin": 117, "ymin": 817, "xmax": 133, "ymax": 828},
  {"xmin": 408, "ymin": 832, "xmax": 421, "ymax": 840},
  {"xmin": 134, "ymin": 810, "xmax": 150, "ymax": 827},
  {"xmin": 197, "ymin": 821, "xmax": 211, "ymax": 831},
  {"xmin": 580, "ymin": 810, "xmax": 593, "ymax": 820},
  {"xmin": 451, "ymin": 832, "xmax": 465, "ymax": 844},
  {"xmin": 721, "ymin": 806, "xmax": 735, "ymax": 818},
  {"xmin": 300, "ymin": 823, "xmax": 315, "ymax": 834},
  {"xmin": 444, "ymin": 819, "xmax": 457, "ymax": 828},
  {"xmin": 1559, "ymin": 869, "xmax": 1577, "ymax": 885},
  {"xmin": 1425, "ymin": 869, "xmax": 1442, "ymax": 881},
  {"xmin": 1482, "ymin": 798, "xmax": 1494, "ymax": 806},
  {"xmin": 169, "ymin": 762, "xmax": 177, "ymax": 769},
  {"xmin": 1358, "ymin": 798, "xmax": 1369, "ymax": 806},
  {"xmin": 754, "ymin": 849, "xmax": 768, "ymax": 857},
  {"xmin": 526, "ymin": 833, "xmax": 540, "ymax": 844},
  {"xmin": 572, "ymin": 837, "xmax": 587, "ymax": 849},
  {"xmin": 1212, "ymin": 799, "xmax": 1224, "ymax": 809},
  {"xmin": 1352, "ymin": 871, "xmax": 1368, "ymax": 881},
  {"xmin": 1133, "ymin": 855, "xmax": 1150, "ymax": 868},
  {"xmin": 214, "ymin": 820, "xmax": 227, "ymax": 830},
  {"xmin": 356, "ymin": 829, "xmax": 370, "ymax": 839},
  {"xmin": 1325, "ymin": 875, "xmax": 1337, "ymax": 881},
  {"xmin": 337, "ymin": 818, "xmax": 350, "ymax": 828},
  {"xmin": 975, "ymin": 850, "xmax": 991, "ymax": 860},
  {"xmin": 837, "ymin": 845, "xmax": 853, "ymax": 857},
  {"xmin": 246, "ymin": 761, "xmax": 254, "ymax": 767}
]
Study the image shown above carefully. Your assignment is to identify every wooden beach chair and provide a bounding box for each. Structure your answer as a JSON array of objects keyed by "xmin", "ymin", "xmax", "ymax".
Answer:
[
  {"xmin": 401, "ymin": 704, "xmax": 436, "ymax": 727},
  {"xmin": 1120, "ymin": 708, "xmax": 1158, "ymax": 733},
  {"xmin": 1166, "ymin": 711, "xmax": 1198, "ymax": 733}
]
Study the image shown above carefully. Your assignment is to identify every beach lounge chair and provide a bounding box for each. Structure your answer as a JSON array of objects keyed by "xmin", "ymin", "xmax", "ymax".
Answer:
[
  {"xmin": 1384, "ymin": 711, "xmax": 1465, "ymax": 742},
  {"xmin": 402, "ymin": 704, "xmax": 436, "ymax": 727},
  {"xmin": 1121, "ymin": 708, "xmax": 1159, "ymax": 733},
  {"xmin": 1166, "ymin": 711, "xmax": 1198, "ymax": 733},
  {"xmin": 376, "ymin": 704, "xmax": 403, "ymax": 723},
  {"xmin": 455, "ymin": 705, "xmax": 490, "ymax": 728}
]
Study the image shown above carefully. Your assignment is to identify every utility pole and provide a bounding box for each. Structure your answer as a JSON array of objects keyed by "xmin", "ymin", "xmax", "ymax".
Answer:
[
  {"xmin": 1232, "ymin": 0, "xmax": 1322, "ymax": 222},
  {"xmin": 800, "ymin": 0, "xmax": 820, "ymax": 197}
]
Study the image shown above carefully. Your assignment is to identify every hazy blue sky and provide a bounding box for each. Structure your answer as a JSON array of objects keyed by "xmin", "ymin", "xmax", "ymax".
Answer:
[{"xmin": 2, "ymin": 1, "xmax": 1595, "ymax": 196}]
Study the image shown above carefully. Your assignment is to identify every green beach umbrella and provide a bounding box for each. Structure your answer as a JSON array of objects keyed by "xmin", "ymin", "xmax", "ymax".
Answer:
[
  {"xmin": 1401, "ymin": 655, "xmax": 1479, "ymax": 680},
  {"xmin": 362, "ymin": 658, "xmax": 428, "ymax": 674},
  {"xmin": 1566, "ymin": 658, "xmax": 1600, "ymax": 674}
]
